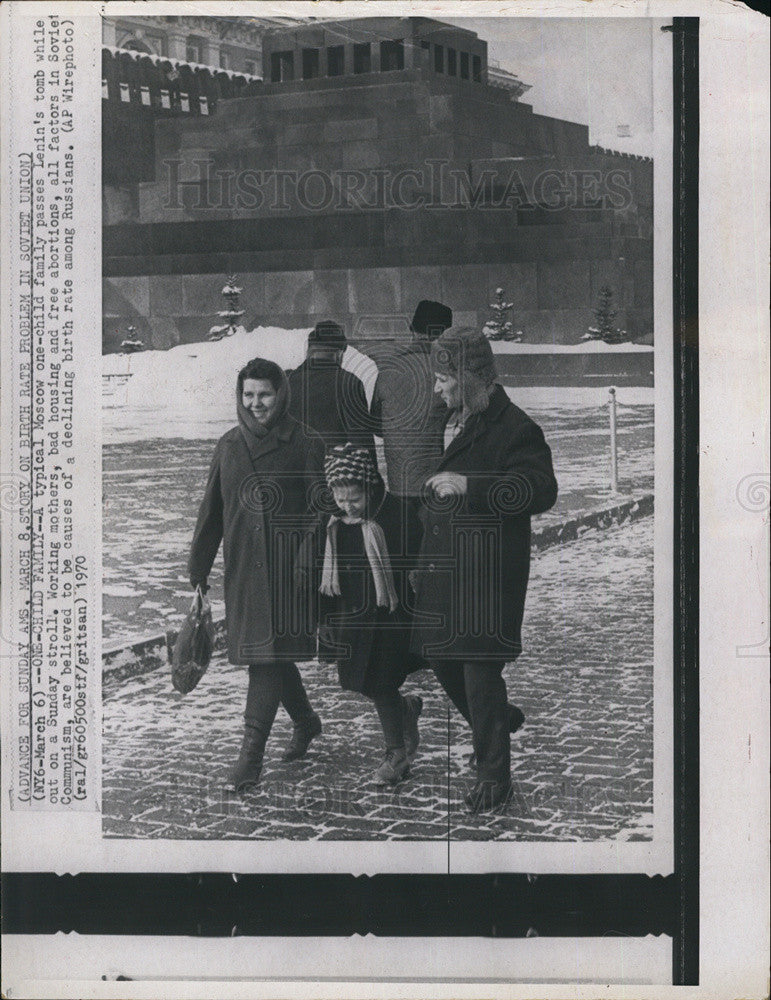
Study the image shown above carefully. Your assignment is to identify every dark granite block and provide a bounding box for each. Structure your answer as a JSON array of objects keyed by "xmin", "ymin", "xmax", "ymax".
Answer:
[
  {"xmin": 440, "ymin": 264, "xmax": 488, "ymax": 310},
  {"xmin": 384, "ymin": 208, "xmax": 420, "ymax": 248},
  {"xmin": 400, "ymin": 265, "xmax": 443, "ymax": 311},
  {"xmin": 264, "ymin": 270, "xmax": 315, "ymax": 313},
  {"xmin": 311, "ymin": 247, "xmax": 375, "ymax": 270},
  {"xmin": 347, "ymin": 267, "xmax": 402, "ymax": 314},
  {"xmin": 149, "ymin": 275, "xmax": 184, "ymax": 316},
  {"xmin": 454, "ymin": 310, "xmax": 485, "ymax": 331},
  {"xmin": 589, "ymin": 260, "xmax": 621, "ymax": 303},
  {"xmin": 511, "ymin": 308, "xmax": 594, "ymax": 345},
  {"xmin": 103, "ymin": 185, "xmax": 140, "ymax": 226},
  {"xmin": 429, "ymin": 94, "xmax": 455, "ymax": 132},
  {"xmin": 312, "ymin": 269, "xmax": 351, "ymax": 316},
  {"xmin": 175, "ymin": 314, "xmax": 220, "ymax": 345},
  {"xmin": 341, "ymin": 141, "xmax": 382, "ymax": 170},
  {"xmin": 146, "ymin": 315, "xmax": 183, "ymax": 350},
  {"xmin": 414, "ymin": 133, "xmax": 454, "ymax": 164},
  {"xmin": 537, "ymin": 260, "xmax": 592, "ymax": 310},
  {"xmin": 103, "ymin": 276, "xmax": 150, "ymax": 318},
  {"xmin": 487, "ymin": 263, "xmax": 539, "ymax": 311},
  {"xmin": 375, "ymin": 108, "xmax": 430, "ymax": 140},
  {"xmin": 324, "ymin": 118, "xmax": 379, "ymax": 144},
  {"xmin": 181, "ymin": 272, "xmax": 266, "ymax": 320},
  {"xmin": 280, "ymin": 122, "xmax": 326, "ymax": 147},
  {"xmin": 181, "ymin": 273, "xmax": 227, "ymax": 317},
  {"xmin": 466, "ymin": 210, "xmax": 518, "ymax": 246},
  {"xmin": 633, "ymin": 258, "xmax": 653, "ymax": 310},
  {"xmin": 309, "ymin": 144, "xmax": 346, "ymax": 174}
]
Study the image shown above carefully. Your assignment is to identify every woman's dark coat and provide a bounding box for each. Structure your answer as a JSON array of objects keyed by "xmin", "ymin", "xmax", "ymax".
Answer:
[
  {"xmin": 318, "ymin": 485, "xmax": 423, "ymax": 696},
  {"xmin": 188, "ymin": 415, "xmax": 326, "ymax": 666},
  {"xmin": 410, "ymin": 384, "xmax": 558, "ymax": 664}
]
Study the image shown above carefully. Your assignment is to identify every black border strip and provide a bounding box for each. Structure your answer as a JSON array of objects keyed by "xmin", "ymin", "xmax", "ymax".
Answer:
[
  {"xmin": 2, "ymin": 16, "xmax": 699, "ymax": 977},
  {"xmin": 670, "ymin": 14, "xmax": 700, "ymax": 986},
  {"xmin": 2, "ymin": 873, "xmax": 675, "ymax": 938}
]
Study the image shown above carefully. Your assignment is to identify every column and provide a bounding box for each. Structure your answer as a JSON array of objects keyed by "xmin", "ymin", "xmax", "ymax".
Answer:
[
  {"xmin": 102, "ymin": 19, "xmax": 118, "ymax": 47},
  {"xmin": 166, "ymin": 31, "xmax": 187, "ymax": 61}
]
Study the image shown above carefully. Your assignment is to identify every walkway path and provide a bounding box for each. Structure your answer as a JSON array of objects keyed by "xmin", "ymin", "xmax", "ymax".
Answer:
[{"xmin": 102, "ymin": 517, "xmax": 654, "ymax": 843}]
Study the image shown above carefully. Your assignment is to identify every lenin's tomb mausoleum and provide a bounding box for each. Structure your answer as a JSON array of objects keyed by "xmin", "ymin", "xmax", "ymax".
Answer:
[{"xmin": 102, "ymin": 17, "xmax": 653, "ymax": 352}]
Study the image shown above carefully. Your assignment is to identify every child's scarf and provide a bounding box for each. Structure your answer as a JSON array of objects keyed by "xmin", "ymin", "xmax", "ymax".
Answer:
[{"xmin": 320, "ymin": 517, "xmax": 399, "ymax": 613}]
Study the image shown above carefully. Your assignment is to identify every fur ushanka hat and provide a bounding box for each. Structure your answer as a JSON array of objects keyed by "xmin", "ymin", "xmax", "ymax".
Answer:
[{"xmin": 430, "ymin": 326, "xmax": 498, "ymax": 415}]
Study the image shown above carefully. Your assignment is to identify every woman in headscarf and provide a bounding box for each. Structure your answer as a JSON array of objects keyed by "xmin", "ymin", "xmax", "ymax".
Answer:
[{"xmin": 188, "ymin": 357, "xmax": 326, "ymax": 792}]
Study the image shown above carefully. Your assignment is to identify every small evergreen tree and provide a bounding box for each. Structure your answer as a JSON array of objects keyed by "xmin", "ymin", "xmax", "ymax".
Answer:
[
  {"xmin": 584, "ymin": 285, "xmax": 628, "ymax": 345},
  {"xmin": 483, "ymin": 287, "xmax": 522, "ymax": 341}
]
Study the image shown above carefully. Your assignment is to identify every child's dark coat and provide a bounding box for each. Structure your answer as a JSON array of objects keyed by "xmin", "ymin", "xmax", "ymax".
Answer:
[{"xmin": 318, "ymin": 483, "xmax": 423, "ymax": 696}]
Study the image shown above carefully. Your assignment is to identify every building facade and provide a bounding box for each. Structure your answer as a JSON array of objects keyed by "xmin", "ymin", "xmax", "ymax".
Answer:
[
  {"xmin": 103, "ymin": 17, "xmax": 652, "ymax": 352},
  {"xmin": 102, "ymin": 14, "xmax": 297, "ymax": 75}
]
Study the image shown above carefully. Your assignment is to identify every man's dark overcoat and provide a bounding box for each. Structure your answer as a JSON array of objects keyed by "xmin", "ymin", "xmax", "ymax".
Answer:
[
  {"xmin": 188, "ymin": 415, "xmax": 326, "ymax": 666},
  {"xmin": 410, "ymin": 385, "xmax": 558, "ymax": 664},
  {"xmin": 286, "ymin": 358, "xmax": 375, "ymax": 458}
]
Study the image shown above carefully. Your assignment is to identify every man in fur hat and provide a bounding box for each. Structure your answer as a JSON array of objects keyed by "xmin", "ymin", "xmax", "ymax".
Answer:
[
  {"xmin": 410, "ymin": 326, "xmax": 558, "ymax": 813},
  {"xmin": 369, "ymin": 300, "xmax": 453, "ymax": 501}
]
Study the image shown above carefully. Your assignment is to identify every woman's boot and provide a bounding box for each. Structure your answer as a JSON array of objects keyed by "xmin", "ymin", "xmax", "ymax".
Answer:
[{"xmin": 228, "ymin": 722, "xmax": 266, "ymax": 792}]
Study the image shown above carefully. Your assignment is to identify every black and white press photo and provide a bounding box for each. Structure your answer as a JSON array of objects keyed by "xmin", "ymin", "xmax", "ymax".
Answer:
[
  {"xmin": 98, "ymin": 11, "xmax": 670, "ymax": 860},
  {"xmin": 3, "ymin": 0, "xmax": 771, "ymax": 994}
]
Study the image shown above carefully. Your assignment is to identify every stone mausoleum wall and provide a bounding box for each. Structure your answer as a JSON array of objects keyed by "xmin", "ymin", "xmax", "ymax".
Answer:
[{"xmin": 103, "ymin": 20, "xmax": 653, "ymax": 353}]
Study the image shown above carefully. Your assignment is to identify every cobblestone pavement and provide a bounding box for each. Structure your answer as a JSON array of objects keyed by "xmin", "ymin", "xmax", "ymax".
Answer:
[
  {"xmin": 102, "ymin": 400, "xmax": 652, "ymax": 641},
  {"xmin": 102, "ymin": 517, "xmax": 653, "ymax": 842}
]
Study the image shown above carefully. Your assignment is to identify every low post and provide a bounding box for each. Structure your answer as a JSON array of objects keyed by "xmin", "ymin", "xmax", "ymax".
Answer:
[{"xmin": 609, "ymin": 386, "xmax": 619, "ymax": 493}]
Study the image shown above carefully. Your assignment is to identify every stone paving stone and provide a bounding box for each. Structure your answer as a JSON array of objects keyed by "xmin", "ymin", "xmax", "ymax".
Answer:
[{"xmin": 103, "ymin": 517, "xmax": 654, "ymax": 843}]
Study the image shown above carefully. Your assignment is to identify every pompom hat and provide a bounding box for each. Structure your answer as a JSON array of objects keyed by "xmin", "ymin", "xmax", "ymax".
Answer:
[{"xmin": 430, "ymin": 326, "xmax": 498, "ymax": 415}]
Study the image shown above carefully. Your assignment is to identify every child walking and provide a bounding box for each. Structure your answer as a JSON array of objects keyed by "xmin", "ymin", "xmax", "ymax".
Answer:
[{"xmin": 319, "ymin": 444, "xmax": 424, "ymax": 785}]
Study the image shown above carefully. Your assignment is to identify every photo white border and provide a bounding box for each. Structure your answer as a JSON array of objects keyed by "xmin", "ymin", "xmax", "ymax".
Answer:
[{"xmin": 1, "ymin": 0, "xmax": 769, "ymax": 995}]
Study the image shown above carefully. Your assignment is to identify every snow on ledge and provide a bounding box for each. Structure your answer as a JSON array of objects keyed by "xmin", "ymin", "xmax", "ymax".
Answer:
[{"xmin": 490, "ymin": 341, "xmax": 654, "ymax": 354}]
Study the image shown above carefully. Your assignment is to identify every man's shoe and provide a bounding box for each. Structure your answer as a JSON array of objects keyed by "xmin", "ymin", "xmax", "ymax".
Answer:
[
  {"xmin": 464, "ymin": 779, "xmax": 513, "ymax": 814},
  {"xmin": 402, "ymin": 694, "xmax": 423, "ymax": 761},
  {"xmin": 282, "ymin": 714, "xmax": 322, "ymax": 762},
  {"xmin": 468, "ymin": 703, "xmax": 526, "ymax": 768},
  {"xmin": 508, "ymin": 703, "xmax": 525, "ymax": 734},
  {"xmin": 373, "ymin": 747, "xmax": 410, "ymax": 786},
  {"xmin": 228, "ymin": 725, "xmax": 266, "ymax": 793}
]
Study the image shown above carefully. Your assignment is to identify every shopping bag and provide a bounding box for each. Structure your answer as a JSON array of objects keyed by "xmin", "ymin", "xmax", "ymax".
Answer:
[{"xmin": 170, "ymin": 585, "xmax": 214, "ymax": 694}]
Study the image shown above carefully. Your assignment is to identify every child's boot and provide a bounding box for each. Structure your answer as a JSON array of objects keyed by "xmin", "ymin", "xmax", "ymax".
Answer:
[{"xmin": 373, "ymin": 746, "xmax": 410, "ymax": 786}]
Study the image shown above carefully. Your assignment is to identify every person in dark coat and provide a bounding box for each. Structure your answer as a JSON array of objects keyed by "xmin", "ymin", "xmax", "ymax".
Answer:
[
  {"xmin": 369, "ymin": 300, "xmax": 452, "ymax": 501},
  {"xmin": 318, "ymin": 445, "xmax": 424, "ymax": 785},
  {"xmin": 188, "ymin": 358, "xmax": 327, "ymax": 792},
  {"xmin": 286, "ymin": 320, "xmax": 376, "ymax": 460},
  {"xmin": 410, "ymin": 327, "xmax": 558, "ymax": 813}
]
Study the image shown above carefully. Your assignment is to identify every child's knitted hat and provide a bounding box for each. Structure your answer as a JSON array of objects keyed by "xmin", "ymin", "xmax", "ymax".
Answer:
[{"xmin": 324, "ymin": 444, "xmax": 377, "ymax": 487}]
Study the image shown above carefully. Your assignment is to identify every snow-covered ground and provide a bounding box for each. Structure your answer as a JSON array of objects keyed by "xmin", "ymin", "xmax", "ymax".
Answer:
[
  {"xmin": 103, "ymin": 327, "xmax": 653, "ymax": 444},
  {"xmin": 103, "ymin": 326, "xmax": 378, "ymax": 443}
]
